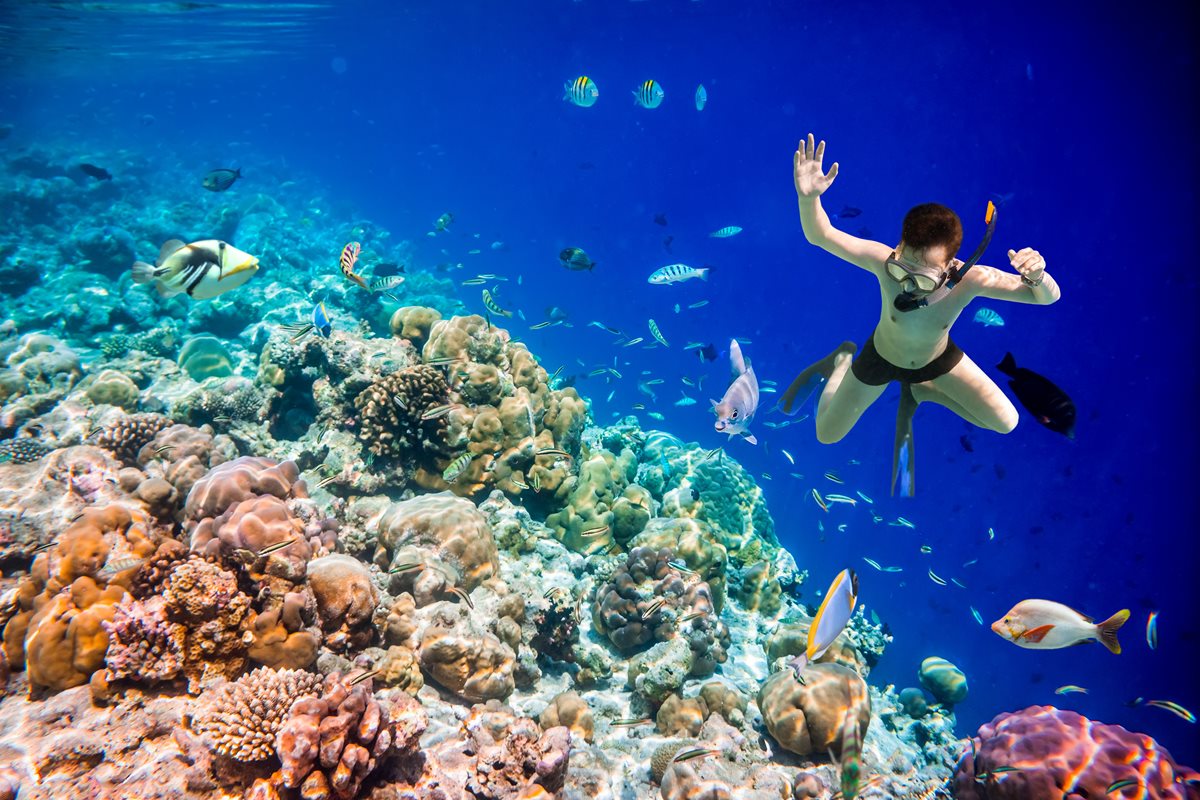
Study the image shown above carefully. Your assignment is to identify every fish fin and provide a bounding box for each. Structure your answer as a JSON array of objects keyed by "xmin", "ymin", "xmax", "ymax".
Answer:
[
  {"xmin": 729, "ymin": 339, "xmax": 746, "ymax": 375},
  {"xmin": 156, "ymin": 239, "xmax": 186, "ymax": 266},
  {"xmin": 1020, "ymin": 624, "xmax": 1055, "ymax": 643},
  {"xmin": 155, "ymin": 281, "xmax": 183, "ymax": 298},
  {"xmin": 699, "ymin": 267, "xmax": 710, "ymax": 280},
  {"xmin": 743, "ymin": 433, "xmax": 757, "ymax": 444},
  {"xmin": 997, "ymin": 352, "xmax": 1017, "ymax": 376},
  {"xmin": 235, "ymin": 167, "xmax": 242, "ymax": 178},
  {"xmin": 131, "ymin": 261, "xmax": 157, "ymax": 284},
  {"xmin": 1096, "ymin": 609, "xmax": 1130, "ymax": 654}
]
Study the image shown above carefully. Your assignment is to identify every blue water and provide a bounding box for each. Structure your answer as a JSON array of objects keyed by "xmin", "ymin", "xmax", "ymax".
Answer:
[{"xmin": 3, "ymin": 0, "xmax": 1196, "ymax": 764}]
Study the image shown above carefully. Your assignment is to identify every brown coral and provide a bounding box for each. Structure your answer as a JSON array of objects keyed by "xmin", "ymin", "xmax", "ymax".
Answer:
[
  {"xmin": 91, "ymin": 412, "xmax": 171, "ymax": 465},
  {"xmin": 420, "ymin": 625, "xmax": 516, "ymax": 701},
  {"xmin": 389, "ymin": 305, "xmax": 442, "ymax": 347},
  {"xmin": 353, "ymin": 364, "xmax": 451, "ymax": 460},
  {"xmin": 184, "ymin": 456, "xmax": 307, "ymax": 525},
  {"xmin": 758, "ymin": 663, "xmax": 871, "ymax": 758},
  {"xmin": 306, "ymin": 553, "xmax": 379, "ymax": 651},
  {"xmin": 539, "ymin": 691, "xmax": 594, "ymax": 743},
  {"xmin": 191, "ymin": 666, "xmax": 323, "ymax": 762}
]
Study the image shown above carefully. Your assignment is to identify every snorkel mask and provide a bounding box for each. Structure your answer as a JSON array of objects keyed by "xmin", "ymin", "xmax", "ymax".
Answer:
[{"xmin": 892, "ymin": 201, "xmax": 997, "ymax": 313}]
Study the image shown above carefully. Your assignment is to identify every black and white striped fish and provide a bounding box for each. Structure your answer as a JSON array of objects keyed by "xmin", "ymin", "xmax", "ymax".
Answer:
[{"xmin": 131, "ymin": 239, "xmax": 258, "ymax": 300}]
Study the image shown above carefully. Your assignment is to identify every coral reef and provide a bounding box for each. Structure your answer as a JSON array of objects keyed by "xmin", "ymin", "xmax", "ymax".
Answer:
[
  {"xmin": 758, "ymin": 663, "xmax": 871, "ymax": 758},
  {"xmin": 952, "ymin": 705, "xmax": 1200, "ymax": 799}
]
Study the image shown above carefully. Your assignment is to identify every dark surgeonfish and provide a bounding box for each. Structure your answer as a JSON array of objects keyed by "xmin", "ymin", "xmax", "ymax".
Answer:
[
  {"xmin": 997, "ymin": 352, "xmax": 1076, "ymax": 438},
  {"xmin": 79, "ymin": 163, "xmax": 112, "ymax": 181},
  {"xmin": 203, "ymin": 167, "xmax": 241, "ymax": 192},
  {"xmin": 559, "ymin": 247, "xmax": 595, "ymax": 272}
]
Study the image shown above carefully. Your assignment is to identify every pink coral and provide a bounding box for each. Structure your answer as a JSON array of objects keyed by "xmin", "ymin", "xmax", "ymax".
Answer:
[
  {"xmin": 275, "ymin": 672, "xmax": 425, "ymax": 799},
  {"xmin": 101, "ymin": 594, "xmax": 184, "ymax": 683},
  {"xmin": 184, "ymin": 456, "xmax": 306, "ymax": 526},
  {"xmin": 952, "ymin": 706, "xmax": 1200, "ymax": 800}
]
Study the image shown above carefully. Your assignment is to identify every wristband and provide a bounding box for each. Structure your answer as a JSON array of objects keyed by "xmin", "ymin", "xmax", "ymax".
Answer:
[{"xmin": 1021, "ymin": 272, "xmax": 1044, "ymax": 288}]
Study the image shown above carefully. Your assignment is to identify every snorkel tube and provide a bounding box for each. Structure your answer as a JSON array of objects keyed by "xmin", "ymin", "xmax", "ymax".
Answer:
[{"xmin": 894, "ymin": 200, "xmax": 998, "ymax": 313}]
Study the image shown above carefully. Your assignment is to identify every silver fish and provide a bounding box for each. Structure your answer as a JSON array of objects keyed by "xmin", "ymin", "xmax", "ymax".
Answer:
[{"xmin": 711, "ymin": 339, "xmax": 759, "ymax": 444}]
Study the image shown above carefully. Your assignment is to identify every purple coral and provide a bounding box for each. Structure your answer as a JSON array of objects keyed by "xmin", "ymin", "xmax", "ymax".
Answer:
[{"xmin": 102, "ymin": 594, "xmax": 184, "ymax": 683}]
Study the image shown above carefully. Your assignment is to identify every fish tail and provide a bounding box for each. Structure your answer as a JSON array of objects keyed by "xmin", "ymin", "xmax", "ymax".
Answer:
[
  {"xmin": 699, "ymin": 266, "xmax": 710, "ymax": 280},
  {"xmin": 131, "ymin": 261, "xmax": 157, "ymax": 284},
  {"xmin": 235, "ymin": 167, "xmax": 242, "ymax": 178},
  {"xmin": 997, "ymin": 352, "xmax": 1017, "ymax": 376},
  {"xmin": 1096, "ymin": 609, "xmax": 1130, "ymax": 654}
]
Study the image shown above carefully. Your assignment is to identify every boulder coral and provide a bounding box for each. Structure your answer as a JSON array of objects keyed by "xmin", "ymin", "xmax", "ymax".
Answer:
[
  {"xmin": 547, "ymin": 446, "xmax": 650, "ymax": 554},
  {"xmin": 389, "ymin": 304, "xmax": 441, "ymax": 347},
  {"xmin": 539, "ymin": 690, "xmax": 594, "ymax": 743},
  {"xmin": 630, "ymin": 517, "xmax": 727, "ymax": 611},
  {"xmin": 758, "ymin": 663, "xmax": 871, "ymax": 759},
  {"xmin": 952, "ymin": 705, "xmax": 1200, "ymax": 799},
  {"xmin": 306, "ymin": 553, "xmax": 379, "ymax": 651}
]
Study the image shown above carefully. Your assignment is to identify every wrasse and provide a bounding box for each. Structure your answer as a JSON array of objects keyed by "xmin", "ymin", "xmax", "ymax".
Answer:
[
  {"xmin": 1055, "ymin": 685, "xmax": 1088, "ymax": 695},
  {"xmin": 98, "ymin": 556, "xmax": 146, "ymax": 578},
  {"xmin": 782, "ymin": 449, "xmax": 795, "ymax": 465},
  {"xmin": 702, "ymin": 447, "xmax": 722, "ymax": 462},
  {"xmin": 641, "ymin": 598, "xmax": 666, "ymax": 620},
  {"xmin": 1146, "ymin": 611, "xmax": 1159, "ymax": 650},
  {"xmin": 648, "ymin": 319, "xmax": 669, "ymax": 347},
  {"xmin": 257, "ymin": 538, "xmax": 298, "ymax": 557},
  {"xmin": 1144, "ymin": 699, "xmax": 1196, "ymax": 723},
  {"xmin": 1106, "ymin": 779, "xmax": 1141, "ymax": 795},
  {"xmin": 339, "ymin": 242, "xmax": 369, "ymax": 289},
  {"xmin": 611, "ymin": 718, "xmax": 653, "ymax": 727},
  {"xmin": 668, "ymin": 559, "xmax": 698, "ymax": 574},
  {"xmin": 673, "ymin": 747, "xmax": 721, "ymax": 763},
  {"xmin": 580, "ymin": 525, "xmax": 610, "ymax": 538},
  {"xmin": 824, "ymin": 471, "xmax": 844, "ymax": 484},
  {"xmin": 951, "ymin": 577, "xmax": 967, "ymax": 589},
  {"xmin": 856, "ymin": 491, "xmax": 874, "ymax": 504},
  {"xmin": 421, "ymin": 404, "xmax": 459, "ymax": 421},
  {"xmin": 442, "ymin": 452, "xmax": 473, "ymax": 483},
  {"xmin": 824, "ymin": 494, "xmax": 857, "ymax": 506},
  {"xmin": 709, "ymin": 226, "xmax": 742, "ymax": 238},
  {"xmin": 863, "ymin": 557, "xmax": 883, "ymax": 571},
  {"xmin": 537, "ymin": 448, "xmax": 571, "ymax": 459},
  {"xmin": 927, "ymin": 569, "xmax": 947, "ymax": 586},
  {"xmin": 446, "ymin": 586, "xmax": 475, "ymax": 609},
  {"xmin": 688, "ymin": 300, "xmax": 709, "ymax": 308},
  {"xmin": 622, "ymin": 337, "xmax": 645, "ymax": 347},
  {"xmin": 920, "ymin": 545, "xmax": 933, "ymax": 554},
  {"xmin": 970, "ymin": 606, "xmax": 984, "ymax": 625},
  {"xmin": 389, "ymin": 561, "xmax": 424, "ymax": 575},
  {"xmin": 347, "ymin": 669, "xmax": 380, "ymax": 687},
  {"xmin": 811, "ymin": 488, "xmax": 829, "ymax": 512},
  {"xmin": 462, "ymin": 278, "xmax": 488, "ymax": 285},
  {"xmin": 891, "ymin": 517, "xmax": 916, "ymax": 529},
  {"xmin": 678, "ymin": 610, "xmax": 706, "ymax": 623}
]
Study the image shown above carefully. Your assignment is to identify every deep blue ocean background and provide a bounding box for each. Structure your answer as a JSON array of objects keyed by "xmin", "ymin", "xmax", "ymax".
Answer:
[{"xmin": 2, "ymin": 0, "xmax": 1196, "ymax": 764}]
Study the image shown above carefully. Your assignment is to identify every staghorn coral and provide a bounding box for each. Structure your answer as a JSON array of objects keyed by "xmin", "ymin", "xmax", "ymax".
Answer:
[
  {"xmin": 539, "ymin": 690, "xmax": 594, "ymax": 743},
  {"xmin": 918, "ymin": 655, "xmax": 968, "ymax": 706},
  {"xmin": 758, "ymin": 663, "xmax": 871, "ymax": 759},
  {"xmin": 91, "ymin": 412, "xmax": 171, "ymax": 464},
  {"xmin": 192, "ymin": 666, "xmax": 323, "ymax": 762},
  {"xmin": 952, "ymin": 705, "xmax": 1200, "ymax": 800},
  {"xmin": 275, "ymin": 671, "xmax": 423, "ymax": 799}
]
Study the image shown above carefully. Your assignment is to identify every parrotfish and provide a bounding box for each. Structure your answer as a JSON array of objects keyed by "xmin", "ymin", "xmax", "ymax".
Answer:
[{"xmin": 711, "ymin": 339, "xmax": 758, "ymax": 444}]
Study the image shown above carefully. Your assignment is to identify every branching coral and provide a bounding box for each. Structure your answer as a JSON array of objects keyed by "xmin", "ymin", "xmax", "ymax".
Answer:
[
  {"xmin": 353, "ymin": 363, "xmax": 451, "ymax": 461},
  {"xmin": 191, "ymin": 666, "xmax": 323, "ymax": 762},
  {"xmin": 91, "ymin": 412, "xmax": 171, "ymax": 465}
]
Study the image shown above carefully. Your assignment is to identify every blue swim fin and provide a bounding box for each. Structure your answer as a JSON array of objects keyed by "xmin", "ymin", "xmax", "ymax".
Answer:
[
  {"xmin": 892, "ymin": 384, "xmax": 918, "ymax": 497},
  {"xmin": 780, "ymin": 342, "xmax": 857, "ymax": 416}
]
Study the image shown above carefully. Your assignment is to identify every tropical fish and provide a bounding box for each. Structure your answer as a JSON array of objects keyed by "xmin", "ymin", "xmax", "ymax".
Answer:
[
  {"xmin": 312, "ymin": 301, "xmax": 332, "ymax": 338},
  {"xmin": 674, "ymin": 391, "xmax": 696, "ymax": 407},
  {"xmin": 694, "ymin": 84, "xmax": 707, "ymax": 110},
  {"xmin": 482, "ymin": 289, "xmax": 512, "ymax": 317},
  {"xmin": 80, "ymin": 162, "xmax": 112, "ymax": 180},
  {"xmin": 672, "ymin": 748, "xmax": 719, "ymax": 764},
  {"xmin": 1055, "ymin": 685, "xmax": 1088, "ymax": 695},
  {"xmin": 789, "ymin": 568, "xmax": 857, "ymax": 677},
  {"xmin": 611, "ymin": 718, "xmax": 653, "ymax": 727},
  {"xmin": 991, "ymin": 599, "xmax": 1130, "ymax": 654},
  {"xmin": 435, "ymin": 212, "xmax": 454, "ymax": 231},
  {"xmin": 997, "ymin": 352, "xmax": 1076, "ymax": 438},
  {"xmin": 863, "ymin": 557, "xmax": 882, "ymax": 571},
  {"xmin": 371, "ymin": 275, "xmax": 405, "ymax": 293},
  {"xmin": 688, "ymin": 300, "xmax": 709, "ymax": 309},
  {"xmin": 633, "ymin": 79, "xmax": 664, "ymax": 109},
  {"xmin": 811, "ymin": 488, "xmax": 828, "ymax": 512},
  {"xmin": 709, "ymin": 226, "xmax": 742, "ymax": 238},
  {"xmin": 648, "ymin": 319, "xmax": 669, "ymax": 347},
  {"xmin": 446, "ymin": 586, "xmax": 474, "ymax": 609},
  {"xmin": 834, "ymin": 687, "xmax": 864, "ymax": 799},
  {"xmin": 442, "ymin": 452, "xmax": 473, "ymax": 483},
  {"xmin": 339, "ymin": 241, "xmax": 369, "ymax": 289},
  {"xmin": 564, "ymin": 75, "xmax": 599, "ymax": 107},
  {"xmin": 560, "ymin": 247, "xmax": 596, "ymax": 271},
  {"xmin": 927, "ymin": 569, "xmax": 947, "ymax": 586},
  {"xmin": 970, "ymin": 606, "xmax": 984, "ymax": 625},
  {"xmin": 347, "ymin": 669, "xmax": 379, "ymax": 687},
  {"xmin": 973, "ymin": 307, "xmax": 1005, "ymax": 327},
  {"xmin": 711, "ymin": 339, "xmax": 759, "ymax": 444},
  {"xmin": 97, "ymin": 556, "xmax": 146, "ymax": 578},
  {"xmin": 919, "ymin": 545, "xmax": 932, "ymax": 554},
  {"xmin": 1106, "ymin": 779, "xmax": 1141, "ymax": 795},
  {"xmin": 1146, "ymin": 611, "xmax": 1158, "ymax": 650},
  {"xmin": 648, "ymin": 263, "xmax": 710, "ymax": 285},
  {"xmin": 202, "ymin": 167, "xmax": 241, "ymax": 192},
  {"xmin": 131, "ymin": 239, "xmax": 259, "ymax": 300},
  {"xmin": 1143, "ymin": 700, "xmax": 1196, "ymax": 723}
]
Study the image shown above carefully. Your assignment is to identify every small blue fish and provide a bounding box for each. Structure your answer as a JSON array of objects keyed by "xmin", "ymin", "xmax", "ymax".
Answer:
[
  {"xmin": 313, "ymin": 302, "xmax": 332, "ymax": 338},
  {"xmin": 633, "ymin": 79, "xmax": 664, "ymax": 109},
  {"xmin": 974, "ymin": 307, "xmax": 1005, "ymax": 327},
  {"xmin": 694, "ymin": 84, "xmax": 707, "ymax": 110},
  {"xmin": 564, "ymin": 76, "xmax": 599, "ymax": 107},
  {"xmin": 709, "ymin": 226, "xmax": 742, "ymax": 238}
]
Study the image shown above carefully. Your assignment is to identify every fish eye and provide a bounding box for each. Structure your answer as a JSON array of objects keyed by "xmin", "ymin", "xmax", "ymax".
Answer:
[{"xmin": 731, "ymin": 410, "xmax": 738, "ymax": 418}]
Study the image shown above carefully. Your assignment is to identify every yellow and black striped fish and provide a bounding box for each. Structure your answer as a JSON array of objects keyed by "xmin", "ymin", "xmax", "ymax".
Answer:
[
  {"xmin": 633, "ymin": 79, "xmax": 664, "ymax": 109},
  {"xmin": 563, "ymin": 76, "xmax": 599, "ymax": 107},
  {"xmin": 340, "ymin": 241, "xmax": 368, "ymax": 289}
]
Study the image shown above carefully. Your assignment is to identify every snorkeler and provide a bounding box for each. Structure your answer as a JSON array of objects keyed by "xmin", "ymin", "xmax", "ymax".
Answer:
[{"xmin": 781, "ymin": 134, "xmax": 1061, "ymax": 482}]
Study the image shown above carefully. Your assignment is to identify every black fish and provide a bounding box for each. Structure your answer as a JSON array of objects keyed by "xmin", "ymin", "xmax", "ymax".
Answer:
[
  {"xmin": 654, "ymin": 213, "xmax": 668, "ymax": 226},
  {"xmin": 959, "ymin": 434, "xmax": 974, "ymax": 453},
  {"xmin": 203, "ymin": 167, "xmax": 241, "ymax": 192},
  {"xmin": 836, "ymin": 205, "xmax": 862, "ymax": 219},
  {"xmin": 79, "ymin": 163, "xmax": 112, "ymax": 181},
  {"xmin": 996, "ymin": 352, "xmax": 1076, "ymax": 438},
  {"xmin": 695, "ymin": 343, "xmax": 717, "ymax": 363},
  {"xmin": 663, "ymin": 235, "xmax": 674, "ymax": 253}
]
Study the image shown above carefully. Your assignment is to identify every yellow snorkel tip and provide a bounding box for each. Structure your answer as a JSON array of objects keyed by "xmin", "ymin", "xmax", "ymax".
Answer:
[{"xmin": 985, "ymin": 200, "xmax": 996, "ymax": 224}]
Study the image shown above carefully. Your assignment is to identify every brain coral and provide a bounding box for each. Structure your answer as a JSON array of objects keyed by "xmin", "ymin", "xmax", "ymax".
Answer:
[
  {"xmin": 192, "ymin": 666, "xmax": 323, "ymax": 761},
  {"xmin": 952, "ymin": 705, "xmax": 1200, "ymax": 800},
  {"xmin": 758, "ymin": 663, "xmax": 871, "ymax": 758}
]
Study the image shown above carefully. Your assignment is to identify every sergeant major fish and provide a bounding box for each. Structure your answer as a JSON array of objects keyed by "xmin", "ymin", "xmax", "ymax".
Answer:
[
  {"xmin": 564, "ymin": 76, "xmax": 599, "ymax": 107},
  {"xmin": 633, "ymin": 79, "xmax": 664, "ymax": 109},
  {"xmin": 131, "ymin": 239, "xmax": 258, "ymax": 300},
  {"xmin": 711, "ymin": 339, "xmax": 758, "ymax": 444}
]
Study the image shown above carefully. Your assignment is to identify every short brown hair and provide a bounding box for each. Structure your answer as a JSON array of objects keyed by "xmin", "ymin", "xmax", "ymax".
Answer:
[{"xmin": 901, "ymin": 203, "xmax": 962, "ymax": 257}]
